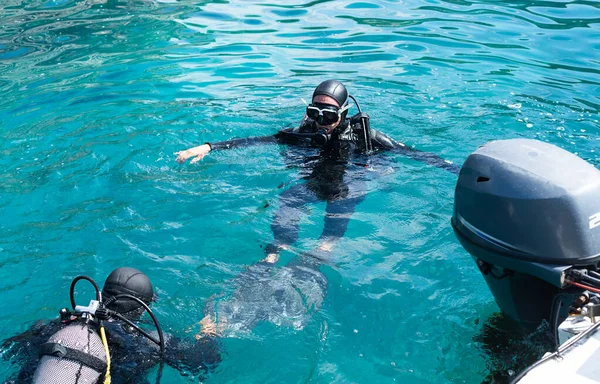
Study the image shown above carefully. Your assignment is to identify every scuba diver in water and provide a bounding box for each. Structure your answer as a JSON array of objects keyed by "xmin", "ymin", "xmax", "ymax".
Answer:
[
  {"xmin": 176, "ymin": 80, "xmax": 458, "ymax": 263},
  {"xmin": 176, "ymin": 81, "xmax": 458, "ymax": 337},
  {"xmin": 1, "ymin": 267, "xmax": 220, "ymax": 384}
]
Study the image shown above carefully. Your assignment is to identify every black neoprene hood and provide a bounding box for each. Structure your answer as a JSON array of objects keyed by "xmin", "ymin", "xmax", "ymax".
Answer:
[
  {"xmin": 102, "ymin": 267, "xmax": 154, "ymax": 314},
  {"xmin": 312, "ymin": 80, "xmax": 348, "ymax": 107}
]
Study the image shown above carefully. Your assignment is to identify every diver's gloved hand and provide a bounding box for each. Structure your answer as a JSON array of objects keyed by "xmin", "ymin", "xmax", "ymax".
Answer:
[
  {"xmin": 175, "ymin": 144, "xmax": 212, "ymax": 164},
  {"xmin": 167, "ymin": 336, "xmax": 221, "ymax": 377},
  {"xmin": 192, "ymin": 336, "xmax": 221, "ymax": 368}
]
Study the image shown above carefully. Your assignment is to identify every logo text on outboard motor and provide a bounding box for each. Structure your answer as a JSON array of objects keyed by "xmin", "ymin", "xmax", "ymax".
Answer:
[{"xmin": 589, "ymin": 213, "xmax": 600, "ymax": 230}]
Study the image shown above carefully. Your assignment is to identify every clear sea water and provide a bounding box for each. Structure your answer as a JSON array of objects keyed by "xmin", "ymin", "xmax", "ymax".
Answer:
[{"xmin": 1, "ymin": 0, "xmax": 599, "ymax": 382}]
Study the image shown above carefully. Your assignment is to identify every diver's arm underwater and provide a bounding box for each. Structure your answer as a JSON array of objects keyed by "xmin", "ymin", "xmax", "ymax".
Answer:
[
  {"xmin": 372, "ymin": 130, "xmax": 460, "ymax": 174},
  {"xmin": 175, "ymin": 116, "xmax": 339, "ymax": 165},
  {"xmin": 175, "ymin": 134, "xmax": 280, "ymax": 164},
  {"xmin": 175, "ymin": 127, "xmax": 319, "ymax": 164}
]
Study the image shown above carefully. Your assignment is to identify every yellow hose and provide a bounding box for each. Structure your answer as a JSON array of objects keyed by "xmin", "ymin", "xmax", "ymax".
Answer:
[{"xmin": 100, "ymin": 326, "xmax": 111, "ymax": 384}]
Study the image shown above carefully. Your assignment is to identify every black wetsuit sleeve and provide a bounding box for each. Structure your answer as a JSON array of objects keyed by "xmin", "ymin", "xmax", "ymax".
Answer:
[
  {"xmin": 163, "ymin": 335, "xmax": 221, "ymax": 378},
  {"xmin": 369, "ymin": 128, "xmax": 460, "ymax": 174},
  {"xmin": 207, "ymin": 124, "xmax": 319, "ymax": 150},
  {"xmin": 207, "ymin": 113, "xmax": 319, "ymax": 152},
  {"xmin": 207, "ymin": 134, "xmax": 281, "ymax": 150}
]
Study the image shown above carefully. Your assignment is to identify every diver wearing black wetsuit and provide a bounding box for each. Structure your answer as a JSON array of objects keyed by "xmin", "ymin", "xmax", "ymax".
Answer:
[
  {"xmin": 1, "ymin": 268, "xmax": 220, "ymax": 384},
  {"xmin": 177, "ymin": 80, "xmax": 458, "ymax": 261},
  {"xmin": 177, "ymin": 81, "xmax": 458, "ymax": 337}
]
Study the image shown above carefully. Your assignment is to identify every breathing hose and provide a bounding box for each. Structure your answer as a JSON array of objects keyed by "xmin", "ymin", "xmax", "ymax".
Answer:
[
  {"xmin": 108, "ymin": 294, "xmax": 165, "ymax": 356},
  {"xmin": 70, "ymin": 275, "xmax": 102, "ymax": 309},
  {"xmin": 100, "ymin": 326, "xmax": 112, "ymax": 384},
  {"xmin": 349, "ymin": 95, "xmax": 372, "ymax": 153}
]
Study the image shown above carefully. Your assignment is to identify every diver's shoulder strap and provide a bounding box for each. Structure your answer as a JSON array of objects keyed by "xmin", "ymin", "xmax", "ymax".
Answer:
[
  {"xmin": 39, "ymin": 342, "xmax": 107, "ymax": 372},
  {"xmin": 349, "ymin": 111, "xmax": 369, "ymax": 125}
]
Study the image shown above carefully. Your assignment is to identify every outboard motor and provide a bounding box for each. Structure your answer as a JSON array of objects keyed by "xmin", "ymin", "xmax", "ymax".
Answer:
[{"xmin": 452, "ymin": 139, "xmax": 600, "ymax": 326}]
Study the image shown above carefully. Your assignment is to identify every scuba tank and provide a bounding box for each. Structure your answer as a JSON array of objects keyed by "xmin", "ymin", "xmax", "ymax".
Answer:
[{"xmin": 34, "ymin": 320, "xmax": 107, "ymax": 384}]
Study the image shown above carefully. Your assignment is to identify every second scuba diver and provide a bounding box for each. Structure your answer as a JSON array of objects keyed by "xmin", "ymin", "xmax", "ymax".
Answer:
[{"xmin": 1, "ymin": 267, "xmax": 220, "ymax": 384}]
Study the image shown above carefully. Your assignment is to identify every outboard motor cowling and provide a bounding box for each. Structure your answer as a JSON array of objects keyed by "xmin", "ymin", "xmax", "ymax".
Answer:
[{"xmin": 452, "ymin": 139, "xmax": 600, "ymax": 325}]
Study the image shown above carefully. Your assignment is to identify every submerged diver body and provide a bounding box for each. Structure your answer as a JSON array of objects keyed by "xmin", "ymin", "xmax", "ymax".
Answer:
[
  {"xmin": 199, "ymin": 252, "xmax": 328, "ymax": 336},
  {"xmin": 1, "ymin": 267, "xmax": 220, "ymax": 384},
  {"xmin": 176, "ymin": 80, "xmax": 458, "ymax": 336}
]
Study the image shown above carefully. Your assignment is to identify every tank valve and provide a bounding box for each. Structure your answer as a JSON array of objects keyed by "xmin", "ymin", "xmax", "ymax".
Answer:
[{"xmin": 59, "ymin": 308, "xmax": 72, "ymax": 322}]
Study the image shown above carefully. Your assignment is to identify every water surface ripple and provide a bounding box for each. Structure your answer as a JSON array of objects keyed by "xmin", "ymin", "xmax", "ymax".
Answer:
[{"xmin": 1, "ymin": 0, "xmax": 599, "ymax": 383}]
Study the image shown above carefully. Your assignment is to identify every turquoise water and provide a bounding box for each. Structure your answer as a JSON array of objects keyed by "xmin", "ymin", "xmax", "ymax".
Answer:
[{"xmin": 1, "ymin": 0, "xmax": 599, "ymax": 382}]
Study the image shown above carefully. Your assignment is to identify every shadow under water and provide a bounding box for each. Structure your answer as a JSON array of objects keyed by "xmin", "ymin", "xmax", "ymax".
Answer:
[{"xmin": 475, "ymin": 312, "xmax": 554, "ymax": 384}]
